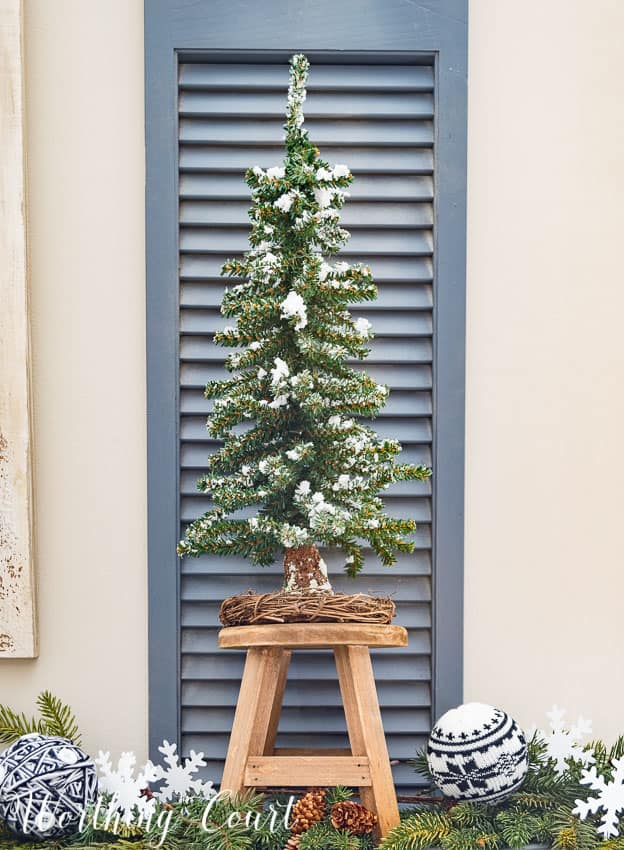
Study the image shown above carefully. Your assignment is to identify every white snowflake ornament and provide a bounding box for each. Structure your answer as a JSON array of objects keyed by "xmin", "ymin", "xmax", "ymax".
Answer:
[
  {"xmin": 573, "ymin": 758, "xmax": 624, "ymax": 838},
  {"xmin": 95, "ymin": 751, "xmax": 158, "ymax": 825},
  {"xmin": 95, "ymin": 741, "xmax": 215, "ymax": 828},
  {"xmin": 535, "ymin": 706, "xmax": 594, "ymax": 774},
  {"xmin": 150, "ymin": 740, "xmax": 214, "ymax": 802}
]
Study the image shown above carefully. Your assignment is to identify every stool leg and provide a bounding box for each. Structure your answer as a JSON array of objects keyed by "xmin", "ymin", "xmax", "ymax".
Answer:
[
  {"xmin": 221, "ymin": 647, "xmax": 290, "ymax": 794},
  {"xmin": 221, "ymin": 647, "xmax": 269, "ymax": 795},
  {"xmin": 335, "ymin": 645, "xmax": 400, "ymax": 838},
  {"xmin": 334, "ymin": 646, "xmax": 376, "ymax": 813},
  {"xmin": 263, "ymin": 649, "xmax": 291, "ymax": 755}
]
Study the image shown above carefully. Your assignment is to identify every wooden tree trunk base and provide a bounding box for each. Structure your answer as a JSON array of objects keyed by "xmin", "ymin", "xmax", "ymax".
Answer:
[{"xmin": 219, "ymin": 590, "xmax": 395, "ymax": 626}]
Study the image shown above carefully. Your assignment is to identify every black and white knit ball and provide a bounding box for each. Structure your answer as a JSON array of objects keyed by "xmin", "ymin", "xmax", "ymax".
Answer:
[
  {"xmin": 427, "ymin": 703, "xmax": 528, "ymax": 802},
  {"xmin": 0, "ymin": 734, "xmax": 98, "ymax": 839}
]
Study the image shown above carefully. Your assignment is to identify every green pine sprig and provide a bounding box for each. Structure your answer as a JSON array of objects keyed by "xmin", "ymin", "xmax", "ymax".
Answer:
[
  {"xmin": 441, "ymin": 826, "xmax": 501, "ymax": 850},
  {"xmin": 327, "ymin": 786, "xmax": 356, "ymax": 806},
  {"xmin": 0, "ymin": 691, "xmax": 82, "ymax": 746},
  {"xmin": 36, "ymin": 690, "xmax": 82, "ymax": 746},
  {"xmin": 549, "ymin": 807, "xmax": 601, "ymax": 850},
  {"xmin": 494, "ymin": 809, "xmax": 542, "ymax": 848},
  {"xmin": 379, "ymin": 810, "xmax": 452, "ymax": 850},
  {"xmin": 0, "ymin": 704, "xmax": 46, "ymax": 744},
  {"xmin": 409, "ymin": 747, "xmax": 435, "ymax": 785}
]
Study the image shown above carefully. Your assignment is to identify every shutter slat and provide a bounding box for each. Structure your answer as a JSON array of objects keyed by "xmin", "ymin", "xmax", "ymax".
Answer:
[
  {"xmin": 177, "ymin": 58, "xmax": 436, "ymax": 790},
  {"xmin": 180, "ymin": 496, "xmax": 432, "ymax": 524},
  {"xmin": 180, "ymin": 362, "xmax": 433, "ymax": 391},
  {"xmin": 180, "ymin": 309, "xmax": 433, "ymax": 337},
  {"xmin": 179, "ymin": 523, "xmax": 433, "ymax": 553},
  {"xmin": 179, "ymin": 90, "xmax": 434, "ymax": 118},
  {"xmin": 180, "ymin": 230, "xmax": 433, "ymax": 255},
  {"xmin": 180, "ymin": 144, "xmax": 433, "ymax": 173},
  {"xmin": 181, "ymin": 653, "xmax": 431, "ymax": 680},
  {"xmin": 180, "ymin": 255, "xmax": 433, "ymax": 282},
  {"xmin": 181, "ymin": 679, "xmax": 431, "ymax": 707},
  {"xmin": 179, "ymin": 416, "xmax": 432, "ymax": 444},
  {"xmin": 180, "ymin": 200, "xmax": 434, "ymax": 228},
  {"xmin": 180, "ymin": 118, "xmax": 435, "ymax": 145},
  {"xmin": 180, "ymin": 735, "xmax": 424, "ymax": 762},
  {"xmin": 182, "ymin": 735, "xmax": 426, "ymax": 762},
  {"xmin": 181, "ymin": 548, "xmax": 432, "ymax": 578},
  {"xmin": 180, "ymin": 172, "xmax": 434, "ymax": 201},
  {"xmin": 179, "ymin": 336, "xmax": 433, "ymax": 364},
  {"xmin": 181, "ymin": 575, "xmax": 431, "ymax": 604},
  {"xmin": 181, "ymin": 443, "xmax": 433, "ymax": 472},
  {"xmin": 181, "ymin": 707, "xmax": 431, "ymax": 737},
  {"xmin": 180, "ymin": 388, "xmax": 432, "ymax": 416},
  {"xmin": 180, "ymin": 472, "xmax": 432, "ymax": 499},
  {"xmin": 181, "ymin": 281, "xmax": 433, "ymax": 310},
  {"xmin": 179, "ymin": 63, "xmax": 434, "ymax": 91}
]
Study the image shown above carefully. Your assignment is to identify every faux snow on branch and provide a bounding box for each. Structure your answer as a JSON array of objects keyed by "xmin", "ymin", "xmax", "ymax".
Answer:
[{"xmin": 280, "ymin": 290, "xmax": 308, "ymax": 330}]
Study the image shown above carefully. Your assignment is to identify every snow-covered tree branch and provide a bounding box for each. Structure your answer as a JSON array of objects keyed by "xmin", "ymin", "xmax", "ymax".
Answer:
[{"xmin": 177, "ymin": 54, "xmax": 431, "ymax": 591}]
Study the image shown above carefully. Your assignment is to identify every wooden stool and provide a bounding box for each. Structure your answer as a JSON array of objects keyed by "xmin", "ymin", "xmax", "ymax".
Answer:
[{"xmin": 219, "ymin": 623, "xmax": 408, "ymax": 838}]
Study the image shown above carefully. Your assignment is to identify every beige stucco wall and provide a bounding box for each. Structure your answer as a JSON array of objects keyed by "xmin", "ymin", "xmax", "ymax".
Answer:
[
  {"xmin": 464, "ymin": 0, "xmax": 624, "ymax": 740},
  {"xmin": 1, "ymin": 0, "xmax": 148, "ymax": 760},
  {"xmin": 2, "ymin": 0, "xmax": 623, "ymax": 758}
]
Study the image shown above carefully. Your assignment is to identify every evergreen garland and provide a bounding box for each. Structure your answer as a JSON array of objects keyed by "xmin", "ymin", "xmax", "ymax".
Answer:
[
  {"xmin": 0, "ymin": 789, "xmax": 372, "ymax": 850},
  {"xmin": 3, "ymin": 733, "xmax": 624, "ymax": 850},
  {"xmin": 380, "ymin": 733, "xmax": 624, "ymax": 850},
  {"xmin": 3, "ymin": 699, "xmax": 624, "ymax": 850}
]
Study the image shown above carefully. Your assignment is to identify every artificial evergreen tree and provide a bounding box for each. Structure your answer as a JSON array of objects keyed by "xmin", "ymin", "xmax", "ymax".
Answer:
[{"xmin": 178, "ymin": 54, "xmax": 431, "ymax": 594}]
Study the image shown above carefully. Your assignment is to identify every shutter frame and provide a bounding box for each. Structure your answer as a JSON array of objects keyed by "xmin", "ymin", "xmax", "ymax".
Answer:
[{"xmin": 146, "ymin": 0, "xmax": 467, "ymax": 790}]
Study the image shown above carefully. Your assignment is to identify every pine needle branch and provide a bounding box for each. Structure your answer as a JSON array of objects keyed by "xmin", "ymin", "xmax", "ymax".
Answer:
[
  {"xmin": 495, "ymin": 810, "xmax": 541, "ymax": 849},
  {"xmin": 408, "ymin": 748, "xmax": 435, "ymax": 785},
  {"xmin": 599, "ymin": 838, "xmax": 624, "ymax": 850},
  {"xmin": 326, "ymin": 786, "xmax": 355, "ymax": 806},
  {"xmin": 441, "ymin": 826, "xmax": 501, "ymax": 850},
  {"xmin": 36, "ymin": 689, "xmax": 82, "ymax": 745},
  {"xmin": 510, "ymin": 791, "xmax": 563, "ymax": 810},
  {"xmin": 550, "ymin": 806, "xmax": 601, "ymax": 850},
  {"xmin": 300, "ymin": 822, "xmax": 362, "ymax": 850},
  {"xmin": 0, "ymin": 704, "xmax": 45, "ymax": 743},
  {"xmin": 379, "ymin": 810, "xmax": 452, "ymax": 850},
  {"xmin": 448, "ymin": 802, "xmax": 496, "ymax": 832}
]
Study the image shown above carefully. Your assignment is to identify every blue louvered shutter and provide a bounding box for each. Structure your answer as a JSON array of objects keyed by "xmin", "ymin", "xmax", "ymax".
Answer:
[{"xmin": 178, "ymin": 59, "xmax": 435, "ymax": 790}]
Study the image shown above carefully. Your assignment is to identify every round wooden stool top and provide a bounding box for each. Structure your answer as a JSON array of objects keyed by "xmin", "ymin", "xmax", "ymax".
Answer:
[{"xmin": 218, "ymin": 623, "xmax": 408, "ymax": 649}]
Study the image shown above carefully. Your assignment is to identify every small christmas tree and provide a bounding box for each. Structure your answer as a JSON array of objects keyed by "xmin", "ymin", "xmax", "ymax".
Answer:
[{"xmin": 178, "ymin": 54, "xmax": 431, "ymax": 595}]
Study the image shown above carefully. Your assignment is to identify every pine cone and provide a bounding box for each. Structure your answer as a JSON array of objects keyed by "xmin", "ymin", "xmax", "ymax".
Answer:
[
  {"xmin": 330, "ymin": 800, "xmax": 378, "ymax": 835},
  {"xmin": 290, "ymin": 789, "xmax": 327, "ymax": 834},
  {"xmin": 284, "ymin": 836, "xmax": 301, "ymax": 850}
]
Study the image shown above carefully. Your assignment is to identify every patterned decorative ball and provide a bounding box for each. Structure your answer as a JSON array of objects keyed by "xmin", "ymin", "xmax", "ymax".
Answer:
[
  {"xmin": 0, "ymin": 733, "xmax": 98, "ymax": 839},
  {"xmin": 427, "ymin": 702, "xmax": 528, "ymax": 802}
]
